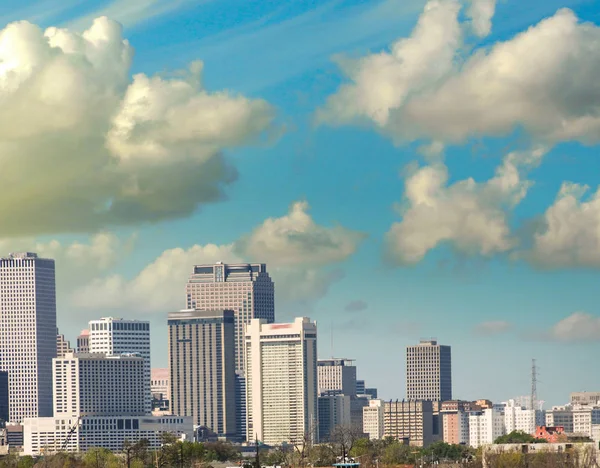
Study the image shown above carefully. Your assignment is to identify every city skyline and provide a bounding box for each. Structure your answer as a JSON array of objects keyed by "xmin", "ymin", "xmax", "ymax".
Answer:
[{"xmin": 1, "ymin": 0, "xmax": 600, "ymax": 409}]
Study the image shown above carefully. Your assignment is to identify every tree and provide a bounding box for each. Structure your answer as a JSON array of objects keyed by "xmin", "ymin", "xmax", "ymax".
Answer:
[
  {"xmin": 494, "ymin": 431, "xmax": 547, "ymax": 444},
  {"xmin": 328, "ymin": 424, "xmax": 363, "ymax": 463},
  {"xmin": 82, "ymin": 448, "xmax": 119, "ymax": 468},
  {"xmin": 122, "ymin": 439, "xmax": 149, "ymax": 468}
]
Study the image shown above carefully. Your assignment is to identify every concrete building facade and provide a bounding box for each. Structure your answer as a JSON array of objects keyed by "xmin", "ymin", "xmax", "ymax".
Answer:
[
  {"xmin": 571, "ymin": 392, "xmax": 600, "ymax": 407},
  {"xmin": 0, "ymin": 252, "xmax": 56, "ymax": 422},
  {"xmin": 88, "ymin": 317, "xmax": 151, "ymax": 414},
  {"xmin": 503, "ymin": 399, "xmax": 545, "ymax": 435},
  {"xmin": 469, "ymin": 408, "xmax": 505, "ymax": 448},
  {"xmin": 383, "ymin": 400, "xmax": 434, "ymax": 447},
  {"xmin": 56, "ymin": 329, "xmax": 73, "ymax": 358},
  {"xmin": 186, "ymin": 263, "xmax": 274, "ymax": 373},
  {"xmin": 245, "ymin": 318, "xmax": 318, "ymax": 446},
  {"xmin": 317, "ymin": 359, "xmax": 356, "ymax": 397},
  {"xmin": 546, "ymin": 406, "xmax": 574, "ymax": 433},
  {"xmin": 318, "ymin": 394, "xmax": 351, "ymax": 441},
  {"xmin": 363, "ymin": 399, "xmax": 384, "ymax": 440},
  {"xmin": 168, "ymin": 309, "xmax": 236, "ymax": 438},
  {"xmin": 76, "ymin": 330, "xmax": 89, "ymax": 354},
  {"xmin": 406, "ymin": 340, "xmax": 451, "ymax": 402}
]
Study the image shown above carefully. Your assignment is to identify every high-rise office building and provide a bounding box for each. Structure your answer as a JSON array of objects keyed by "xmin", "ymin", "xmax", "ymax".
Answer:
[
  {"xmin": 56, "ymin": 328, "xmax": 74, "ymax": 358},
  {"xmin": 0, "ymin": 252, "xmax": 56, "ymax": 422},
  {"xmin": 186, "ymin": 263, "xmax": 274, "ymax": 373},
  {"xmin": 88, "ymin": 317, "xmax": 151, "ymax": 413},
  {"xmin": 53, "ymin": 352, "xmax": 146, "ymax": 417},
  {"xmin": 0, "ymin": 371, "xmax": 8, "ymax": 423},
  {"xmin": 317, "ymin": 359, "xmax": 357, "ymax": 397},
  {"xmin": 356, "ymin": 380, "xmax": 366, "ymax": 396},
  {"xmin": 168, "ymin": 309, "xmax": 236, "ymax": 438},
  {"xmin": 406, "ymin": 340, "xmax": 452, "ymax": 402},
  {"xmin": 245, "ymin": 318, "xmax": 318, "ymax": 445},
  {"xmin": 235, "ymin": 372, "xmax": 247, "ymax": 441},
  {"xmin": 76, "ymin": 330, "xmax": 89, "ymax": 353}
]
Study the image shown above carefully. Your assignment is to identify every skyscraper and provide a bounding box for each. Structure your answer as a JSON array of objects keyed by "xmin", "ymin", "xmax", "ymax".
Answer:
[
  {"xmin": 406, "ymin": 340, "xmax": 452, "ymax": 402},
  {"xmin": 186, "ymin": 263, "xmax": 274, "ymax": 373},
  {"xmin": 317, "ymin": 358, "xmax": 357, "ymax": 396},
  {"xmin": 245, "ymin": 318, "xmax": 318, "ymax": 445},
  {"xmin": 0, "ymin": 252, "xmax": 56, "ymax": 421},
  {"xmin": 168, "ymin": 309, "xmax": 236, "ymax": 438},
  {"xmin": 88, "ymin": 317, "xmax": 151, "ymax": 414},
  {"xmin": 56, "ymin": 328, "xmax": 74, "ymax": 358}
]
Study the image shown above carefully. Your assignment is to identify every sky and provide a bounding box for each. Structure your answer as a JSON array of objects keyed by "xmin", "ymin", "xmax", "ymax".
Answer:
[{"xmin": 0, "ymin": 0, "xmax": 599, "ymax": 408}]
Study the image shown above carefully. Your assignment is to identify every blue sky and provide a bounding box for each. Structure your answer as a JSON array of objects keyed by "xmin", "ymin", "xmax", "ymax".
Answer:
[{"xmin": 1, "ymin": 0, "xmax": 600, "ymax": 407}]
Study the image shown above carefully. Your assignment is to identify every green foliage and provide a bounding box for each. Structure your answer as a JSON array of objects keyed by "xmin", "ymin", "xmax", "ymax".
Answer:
[
  {"xmin": 82, "ymin": 447, "xmax": 120, "ymax": 468},
  {"xmin": 494, "ymin": 430, "xmax": 547, "ymax": 444}
]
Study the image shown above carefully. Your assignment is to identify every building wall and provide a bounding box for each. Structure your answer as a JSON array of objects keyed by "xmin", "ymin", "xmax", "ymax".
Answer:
[
  {"xmin": 88, "ymin": 318, "xmax": 151, "ymax": 414},
  {"xmin": 76, "ymin": 331, "xmax": 89, "ymax": 354},
  {"xmin": 23, "ymin": 415, "xmax": 193, "ymax": 456},
  {"xmin": 546, "ymin": 407, "xmax": 574, "ymax": 433},
  {"xmin": 0, "ymin": 372, "xmax": 8, "ymax": 423},
  {"xmin": 571, "ymin": 392, "xmax": 600, "ymax": 406},
  {"xmin": 406, "ymin": 340, "xmax": 451, "ymax": 402},
  {"xmin": 363, "ymin": 399, "xmax": 384, "ymax": 440},
  {"xmin": 246, "ymin": 318, "xmax": 318, "ymax": 446},
  {"xmin": 469, "ymin": 408, "xmax": 505, "ymax": 448},
  {"xmin": 0, "ymin": 253, "xmax": 56, "ymax": 422},
  {"xmin": 56, "ymin": 329, "xmax": 73, "ymax": 358},
  {"xmin": 318, "ymin": 394, "xmax": 351, "ymax": 441},
  {"xmin": 168, "ymin": 310, "xmax": 236, "ymax": 438},
  {"xmin": 151, "ymin": 368, "xmax": 170, "ymax": 400},
  {"xmin": 186, "ymin": 263, "xmax": 274, "ymax": 373},
  {"xmin": 442, "ymin": 411, "xmax": 469, "ymax": 445},
  {"xmin": 503, "ymin": 400, "xmax": 545, "ymax": 435},
  {"xmin": 317, "ymin": 359, "xmax": 357, "ymax": 397},
  {"xmin": 54, "ymin": 353, "xmax": 145, "ymax": 417},
  {"xmin": 573, "ymin": 407, "xmax": 600, "ymax": 437},
  {"xmin": 383, "ymin": 400, "xmax": 433, "ymax": 447}
]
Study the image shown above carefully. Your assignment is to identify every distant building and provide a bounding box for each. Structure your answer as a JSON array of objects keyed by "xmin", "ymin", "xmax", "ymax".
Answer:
[
  {"xmin": 317, "ymin": 359, "xmax": 357, "ymax": 397},
  {"xmin": 406, "ymin": 340, "xmax": 451, "ymax": 402},
  {"xmin": 235, "ymin": 371, "xmax": 247, "ymax": 441},
  {"xmin": 76, "ymin": 330, "xmax": 89, "ymax": 354},
  {"xmin": 469, "ymin": 407, "xmax": 505, "ymax": 448},
  {"xmin": 441, "ymin": 401, "xmax": 472, "ymax": 445},
  {"xmin": 384, "ymin": 400, "xmax": 434, "ymax": 447},
  {"xmin": 504, "ymin": 399, "xmax": 545, "ymax": 435},
  {"xmin": 482, "ymin": 443, "xmax": 600, "ymax": 468},
  {"xmin": 351, "ymin": 396, "xmax": 369, "ymax": 430},
  {"xmin": 571, "ymin": 392, "xmax": 600, "ymax": 406},
  {"xmin": 365, "ymin": 388, "xmax": 378, "ymax": 399},
  {"xmin": 168, "ymin": 309, "xmax": 236, "ymax": 439},
  {"xmin": 535, "ymin": 426, "xmax": 565, "ymax": 443},
  {"xmin": 88, "ymin": 317, "xmax": 151, "ymax": 413},
  {"xmin": 363, "ymin": 399, "xmax": 384, "ymax": 440},
  {"xmin": 0, "ymin": 372, "xmax": 7, "ymax": 424},
  {"xmin": 546, "ymin": 405, "xmax": 574, "ymax": 433},
  {"xmin": 245, "ymin": 318, "xmax": 318, "ymax": 445},
  {"xmin": 0, "ymin": 252, "xmax": 56, "ymax": 422},
  {"xmin": 318, "ymin": 394, "xmax": 351, "ymax": 441},
  {"xmin": 186, "ymin": 263, "xmax": 274, "ymax": 373},
  {"xmin": 151, "ymin": 368, "xmax": 170, "ymax": 413},
  {"xmin": 56, "ymin": 328, "xmax": 74, "ymax": 358},
  {"xmin": 572, "ymin": 406, "xmax": 600, "ymax": 438},
  {"xmin": 356, "ymin": 380, "xmax": 365, "ymax": 396}
]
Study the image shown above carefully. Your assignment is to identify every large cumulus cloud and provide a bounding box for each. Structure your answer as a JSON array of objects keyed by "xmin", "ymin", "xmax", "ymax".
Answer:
[{"xmin": 0, "ymin": 17, "xmax": 274, "ymax": 237}]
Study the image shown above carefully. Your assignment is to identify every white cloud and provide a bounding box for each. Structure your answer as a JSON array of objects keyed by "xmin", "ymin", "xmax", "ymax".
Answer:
[
  {"xmin": 473, "ymin": 320, "xmax": 512, "ymax": 336},
  {"xmin": 466, "ymin": 0, "xmax": 496, "ymax": 37},
  {"xmin": 317, "ymin": 0, "xmax": 462, "ymax": 127},
  {"xmin": 524, "ymin": 183, "xmax": 600, "ymax": 268},
  {"xmin": 236, "ymin": 201, "xmax": 366, "ymax": 267},
  {"xmin": 72, "ymin": 201, "xmax": 364, "ymax": 312},
  {"xmin": 545, "ymin": 312, "xmax": 600, "ymax": 342},
  {"xmin": 321, "ymin": 4, "xmax": 600, "ymax": 146},
  {"xmin": 385, "ymin": 147, "xmax": 546, "ymax": 265},
  {"xmin": 0, "ymin": 17, "xmax": 274, "ymax": 237}
]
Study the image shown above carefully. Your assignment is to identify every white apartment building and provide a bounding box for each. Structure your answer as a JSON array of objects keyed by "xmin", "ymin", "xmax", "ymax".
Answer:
[
  {"xmin": 469, "ymin": 408, "xmax": 505, "ymax": 448},
  {"xmin": 53, "ymin": 353, "xmax": 145, "ymax": 417},
  {"xmin": 168, "ymin": 310, "xmax": 236, "ymax": 438},
  {"xmin": 317, "ymin": 359, "xmax": 357, "ymax": 396},
  {"xmin": 573, "ymin": 406, "xmax": 600, "ymax": 437},
  {"xmin": 186, "ymin": 263, "xmax": 274, "ymax": 373},
  {"xmin": 23, "ymin": 415, "xmax": 192, "ymax": 455},
  {"xmin": 88, "ymin": 317, "xmax": 151, "ymax": 413},
  {"xmin": 503, "ymin": 400, "xmax": 545, "ymax": 435},
  {"xmin": 363, "ymin": 399, "xmax": 384, "ymax": 440},
  {"xmin": 406, "ymin": 340, "xmax": 452, "ymax": 402},
  {"xmin": 546, "ymin": 405, "xmax": 574, "ymax": 432},
  {"xmin": 245, "ymin": 318, "xmax": 318, "ymax": 445},
  {"xmin": 0, "ymin": 252, "xmax": 56, "ymax": 422},
  {"xmin": 23, "ymin": 352, "xmax": 193, "ymax": 455}
]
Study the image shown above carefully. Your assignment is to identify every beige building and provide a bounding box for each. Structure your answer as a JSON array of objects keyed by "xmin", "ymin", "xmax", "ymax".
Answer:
[
  {"xmin": 441, "ymin": 401, "xmax": 473, "ymax": 445},
  {"xmin": 168, "ymin": 309, "xmax": 236, "ymax": 439},
  {"xmin": 363, "ymin": 399, "xmax": 384, "ymax": 440},
  {"xmin": 76, "ymin": 330, "xmax": 89, "ymax": 353},
  {"xmin": 406, "ymin": 340, "xmax": 452, "ymax": 402},
  {"xmin": 571, "ymin": 392, "xmax": 600, "ymax": 406},
  {"xmin": 245, "ymin": 317, "xmax": 318, "ymax": 445},
  {"xmin": 317, "ymin": 359, "xmax": 356, "ymax": 396},
  {"xmin": 383, "ymin": 400, "xmax": 433, "ymax": 447},
  {"xmin": 56, "ymin": 328, "xmax": 73, "ymax": 358}
]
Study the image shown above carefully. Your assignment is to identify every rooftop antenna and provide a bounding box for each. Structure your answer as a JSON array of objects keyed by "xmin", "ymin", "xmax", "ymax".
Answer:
[{"xmin": 531, "ymin": 358, "xmax": 537, "ymax": 411}]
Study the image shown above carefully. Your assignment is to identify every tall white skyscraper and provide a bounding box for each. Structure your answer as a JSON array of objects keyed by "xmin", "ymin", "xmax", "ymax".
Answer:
[
  {"xmin": 186, "ymin": 263, "xmax": 274, "ymax": 373},
  {"xmin": 245, "ymin": 318, "xmax": 318, "ymax": 445},
  {"xmin": 88, "ymin": 318, "xmax": 151, "ymax": 413},
  {"xmin": 406, "ymin": 339, "xmax": 452, "ymax": 402},
  {"xmin": 0, "ymin": 252, "xmax": 56, "ymax": 422},
  {"xmin": 168, "ymin": 309, "xmax": 236, "ymax": 438}
]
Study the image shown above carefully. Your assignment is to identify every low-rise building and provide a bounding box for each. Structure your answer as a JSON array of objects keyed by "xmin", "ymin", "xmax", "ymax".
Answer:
[
  {"xmin": 546, "ymin": 405, "xmax": 574, "ymax": 433},
  {"xmin": 469, "ymin": 408, "xmax": 505, "ymax": 448},
  {"xmin": 383, "ymin": 400, "xmax": 433, "ymax": 447},
  {"xmin": 363, "ymin": 399, "xmax": 384, "ymax": 440},
  {"xmin": 571, "ymin": 392, "xmax": 600, "ymax": 407},
  {"xmin": 535, "ymin": 425, "xmax": 565, "ymax": 443},
  {"xmin": 503, "ymin": 399, "xmax": 545, "ymax": 435},
  {"xmin": 482, "ymin": 443, "xmax": 599, "ymax": 468}
]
